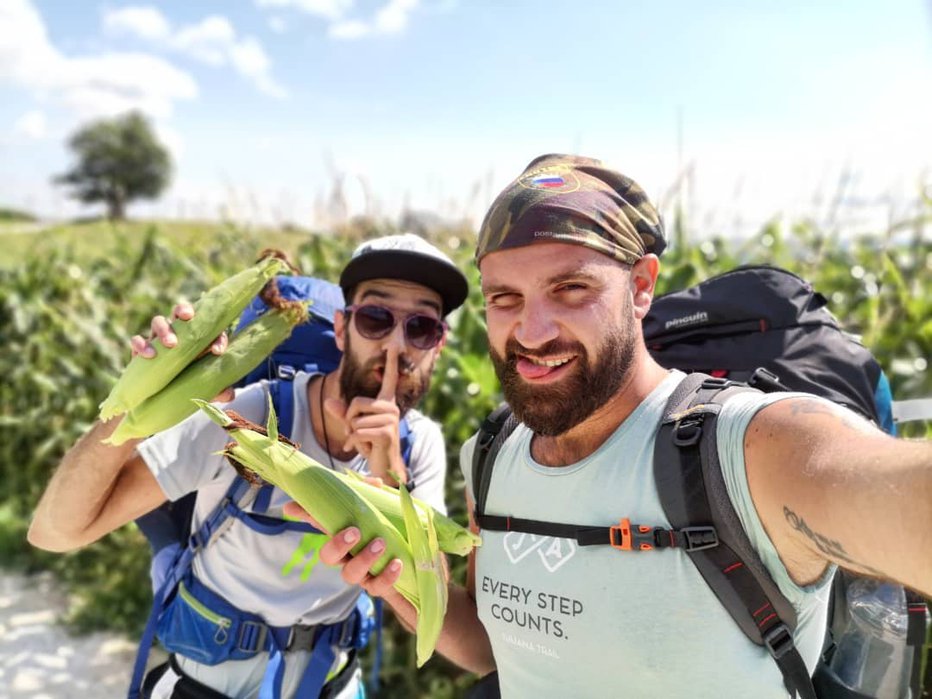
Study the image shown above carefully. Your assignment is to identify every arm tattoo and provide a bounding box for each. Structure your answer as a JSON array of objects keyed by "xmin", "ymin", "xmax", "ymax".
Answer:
[{"xmin": 783, "ymin": 506, "xmax": 883, "ymax": 577}]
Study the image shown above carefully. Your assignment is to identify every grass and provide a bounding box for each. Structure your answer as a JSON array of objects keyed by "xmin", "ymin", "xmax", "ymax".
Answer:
[
  {"xmin": 0, "ymin": 218, "xmax": 320, "ymax": 269},
  {"xmin": 0, "ymin": 206, "xmax": 37, "ymax": 223}
]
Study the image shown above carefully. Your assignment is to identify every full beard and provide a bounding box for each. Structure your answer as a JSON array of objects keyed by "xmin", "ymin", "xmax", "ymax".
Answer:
[
  {"xmin": 490, "ymin": 323, "xmax": 637, "ymax": 437},
  {"xmin": 338, "ymin": 333, "xmax": 434, "ymax": 416}
]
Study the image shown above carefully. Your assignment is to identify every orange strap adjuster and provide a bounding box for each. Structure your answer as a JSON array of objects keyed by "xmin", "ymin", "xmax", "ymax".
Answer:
[{"xmin": 609, "ymin": 518, "xmax": 656, "ymax": 551}]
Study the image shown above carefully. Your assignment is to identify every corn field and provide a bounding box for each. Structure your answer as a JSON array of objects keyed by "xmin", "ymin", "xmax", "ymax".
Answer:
[{"xmin": 0, "ymin": 212, "xmax": 929, "ymax": 697}]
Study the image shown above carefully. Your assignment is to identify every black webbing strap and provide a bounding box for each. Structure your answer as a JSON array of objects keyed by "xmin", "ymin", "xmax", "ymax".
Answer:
[
  {"xmin": 905, "ymin": 590, "xmax": 929, "ymax": 699},
  {"xmin": 474, "ymin": 512, "xmax": 719, "ymax": 552},
  {"xmin": 656, "ymin": 375, "xmax": 816, "ymax": 699},
  {"xmin": 472, "ymin": 403, "xmax": 519, "ymax": 518}
]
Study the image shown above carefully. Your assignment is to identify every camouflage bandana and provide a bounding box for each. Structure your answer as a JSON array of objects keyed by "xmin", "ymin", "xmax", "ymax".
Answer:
[{"xmin": 476, "ymin": 154, "xmax": 666, "ymax": 265}]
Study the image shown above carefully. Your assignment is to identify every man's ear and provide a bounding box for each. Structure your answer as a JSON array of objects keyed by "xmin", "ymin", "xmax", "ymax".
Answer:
[
  {"xmin": 630, "ymin": 254, "xmax": 659, "ymax": 320},
  {"xmin": 334, "ymin": 310, "xmax": 347, "ymax": 352}
]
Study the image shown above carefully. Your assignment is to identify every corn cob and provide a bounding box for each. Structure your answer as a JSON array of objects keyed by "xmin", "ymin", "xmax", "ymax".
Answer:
[
  {"xmin": 195, "ymin": 398, "xmax": 480, "ymax": 665},
  {"xmin": 104, "ymin": 302, "xmax": 309, "ymax": 446},
  {"xmin": 198, "ymin": 399, "xmax": 420, "ymax": 601},
  {"xmin": 341, "ymin": 469, "xmax": 481, "ymax": 556},
  {"xmin": 98, "ymin": 256, "xmax": 287, "ymax": 421}
]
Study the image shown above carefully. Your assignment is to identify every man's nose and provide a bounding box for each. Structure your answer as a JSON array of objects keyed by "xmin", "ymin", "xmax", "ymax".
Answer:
[
  {"xmin": 382, "ymin": 320, "xmax": 408, "ymax": 352},
  {"xmin": 513, "ymin": 298, "xmax": 559, "ymax": 349}
]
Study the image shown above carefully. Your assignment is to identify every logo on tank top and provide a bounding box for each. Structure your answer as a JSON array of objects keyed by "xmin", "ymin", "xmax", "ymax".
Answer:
[{"xmin": 504, "ymin": 532, "xmax": 576, "ymax": 572}]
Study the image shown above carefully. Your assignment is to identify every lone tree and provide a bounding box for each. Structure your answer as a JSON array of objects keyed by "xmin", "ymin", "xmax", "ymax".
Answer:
[{"xmin": 55, "ymin": 111, "xmax": 172, "ymax": 221}]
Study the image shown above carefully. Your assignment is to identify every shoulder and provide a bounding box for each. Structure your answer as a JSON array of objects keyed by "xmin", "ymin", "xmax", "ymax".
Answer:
[
  {"xmin": 727, "ymin": 391, "xmax": 883, "ymax": 460},
  {"xmin": 401, "ymin": 408, "xmax": 443, "ymax": 441},
  {"xmin": 401, "ymin": 409, "xmax": 446, "ymax": 471},
  {"xmin": 460, "ymin": 433, "xmax": 479, "ymax": 484}
]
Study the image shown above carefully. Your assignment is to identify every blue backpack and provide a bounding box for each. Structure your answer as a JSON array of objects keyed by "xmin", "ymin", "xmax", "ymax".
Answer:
[{"xmin": 129, "ymin": 276, "xmax": 412, "ymax": 699}]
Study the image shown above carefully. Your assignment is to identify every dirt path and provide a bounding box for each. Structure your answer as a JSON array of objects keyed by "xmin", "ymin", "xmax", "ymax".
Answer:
[{"xmin": 0, "ymin": 571, "xmax": 165, "ymax": 699}]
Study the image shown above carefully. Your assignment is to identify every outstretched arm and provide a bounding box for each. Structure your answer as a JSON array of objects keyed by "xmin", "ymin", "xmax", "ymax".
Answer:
[
  {"xmin": 28, "ymin": 302, "xmax": 228, "ymax": 552},
  {"xmin": 27, "ymin": 421, "xmax": 165, "ymax": 552},
  {"xmin": 745, "ymin": 396, "xmax": 932, "ymax": 596}
]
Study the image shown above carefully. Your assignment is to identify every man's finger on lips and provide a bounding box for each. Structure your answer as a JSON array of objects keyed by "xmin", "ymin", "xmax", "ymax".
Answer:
[{"xmin": 377, "ymin": 346, "xmax": 400, "ymax": 401}]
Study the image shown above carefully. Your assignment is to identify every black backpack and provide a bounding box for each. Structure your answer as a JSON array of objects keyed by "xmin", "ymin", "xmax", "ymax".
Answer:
[{"xmin": 470, "ymin": 266, "xmax": 927, "ymax": 699}]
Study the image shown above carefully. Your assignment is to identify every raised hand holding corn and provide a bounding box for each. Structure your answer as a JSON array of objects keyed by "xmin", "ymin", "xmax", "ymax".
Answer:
[{"xmin": 98, "ymin": 254, "xmax": 288, "ymax": 421}]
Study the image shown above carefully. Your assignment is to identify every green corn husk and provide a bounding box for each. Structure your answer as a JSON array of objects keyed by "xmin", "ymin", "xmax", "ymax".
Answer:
[
  {"xmin": 104, "ymin": 302, "xmax": 309, "ymax": 446},
  {"xmin": 98, "ymin": 256, "xmax": 287, "ymax": 421},
  {"xmin": 400, "ymin": 480, "xmax": 447, "ymax": 667},
  {"xmin": 196, "ymin": 398, "xmax": 480, "ymax": 665},
  {"xmin": 342, "ymin": 469, "xmax": 481, "ymax": 557},
  {"xmin": 198, "ymin": 399, "xmax": 420, "ymax": 605}
]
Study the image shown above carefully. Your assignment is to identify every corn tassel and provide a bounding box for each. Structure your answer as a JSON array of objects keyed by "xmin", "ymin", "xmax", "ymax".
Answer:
[
  {"xmin": 99, "ymin": 256, "xmax": 287, "ymax": 421},
  {"xmin": 104, "ymin": 302, "xmax": 309, "ymax": 445},
  {"xmin": 195, "ymin": 398, "xmax": 480, "ymax": 666}
]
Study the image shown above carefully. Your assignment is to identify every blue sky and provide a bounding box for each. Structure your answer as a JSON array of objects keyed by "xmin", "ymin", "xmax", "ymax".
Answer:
[{"xmin": 1, "ymin": 0, "xmax": 931, "ymax": 236}]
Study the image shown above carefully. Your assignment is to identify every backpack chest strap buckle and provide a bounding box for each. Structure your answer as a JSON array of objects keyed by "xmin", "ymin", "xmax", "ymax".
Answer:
[
  {"xmin": 609, "ymin": 518, "xmax": 661, "ymax": 551},
  {"xmin": 680, "ymin": 526, "xmax": 719, "ymax": 551}
]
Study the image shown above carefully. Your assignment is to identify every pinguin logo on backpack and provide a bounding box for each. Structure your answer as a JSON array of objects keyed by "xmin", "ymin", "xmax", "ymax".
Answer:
[
  {"xmin": 664, "ymin": 311, "xmax": 709, "ymax": 331},
  {"xmin": 504, "ymin": 532, "xmax": 576, "ymax": 572}
]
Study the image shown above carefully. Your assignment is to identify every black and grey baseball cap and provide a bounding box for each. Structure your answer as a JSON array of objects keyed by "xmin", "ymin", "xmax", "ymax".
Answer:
[{"xmin": 339, "ymin": 233, "xmax": 469, "ymax": 316}]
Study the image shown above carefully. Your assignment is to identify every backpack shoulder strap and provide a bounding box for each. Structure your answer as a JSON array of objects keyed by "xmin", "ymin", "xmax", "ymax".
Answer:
[
  {"xmin": 654, "ymin": 373, "xmax": 816, "ymax": 699},
  {"xmin": 471, "ymin": 402, "xmax": 519, "ymax": 517},
  {"xmin": 252, "ymin": 377, "xmax": 296, "ymax": 514}
]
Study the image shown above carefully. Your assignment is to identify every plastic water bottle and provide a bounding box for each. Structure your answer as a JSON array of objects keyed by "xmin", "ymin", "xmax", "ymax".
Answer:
[{"xmin": 828, "ymin": 578, "xmax": 913, "ymax": 698}]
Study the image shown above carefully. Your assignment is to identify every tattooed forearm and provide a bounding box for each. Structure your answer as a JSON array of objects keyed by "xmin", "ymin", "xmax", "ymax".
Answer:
[{"xmin": 783, "ymin": 506, "xmax": 884, "ymax": 576}]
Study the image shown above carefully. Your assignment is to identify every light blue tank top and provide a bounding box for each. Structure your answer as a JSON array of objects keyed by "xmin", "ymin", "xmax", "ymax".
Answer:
[{"xmin": 461, "ymin": 371, "xmax": 834, "ymax": 698}]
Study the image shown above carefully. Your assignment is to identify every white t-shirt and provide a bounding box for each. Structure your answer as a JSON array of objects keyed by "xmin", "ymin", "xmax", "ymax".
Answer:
[
  {"xmin": 461, "ymin": 370, "xmax": 835, "ymax": 699},
  {"xmin": 137, "ymin": 371, "xmax": 448, "ymax": 697}
]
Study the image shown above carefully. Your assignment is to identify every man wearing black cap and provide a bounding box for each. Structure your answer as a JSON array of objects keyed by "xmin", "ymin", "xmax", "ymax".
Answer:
[
  {"xmin": 304, "ymin": 155, "xmax": 932, "ymax": 698},
  {"xmin": 28, "ymin": 233, "xmax": 469, "ymax": 699}
]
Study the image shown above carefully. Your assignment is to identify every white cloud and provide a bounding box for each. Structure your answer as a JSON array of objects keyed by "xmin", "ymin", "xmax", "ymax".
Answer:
[
  {"xmin": 103, "ymin": 6, "xmax": 170, "ymax": 40},
  {"xmin": 255, "ymin": 0, "xmax": 354, "ymax": 21},
  {"xmin": 375, "ymin": 0, "xmax": 419, "ymax": 33},
  {"xmin": 258, "ymin": 0, "xmax": 421, "ymax": 40},
  {"xmin": 267, "ymin": 16, "xmax": 288, "ymax": 33},
  {"xmin": 229, "ymin": 37, "xmax": 287, "ymax": 98},
  {"xmin": 13, "ymin": 110, "xmax": 46, "ymax": 139},
  {"xmin": 0, "ymin": 0, "xmax": 197, "ymax": 121},
  {"xmin": 103, "ymin": 7, "xmax": 288, "ymax": 98},
  {"xmin": 329, "ymin": 20, "xmax": 370, "ymax": 39}
]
